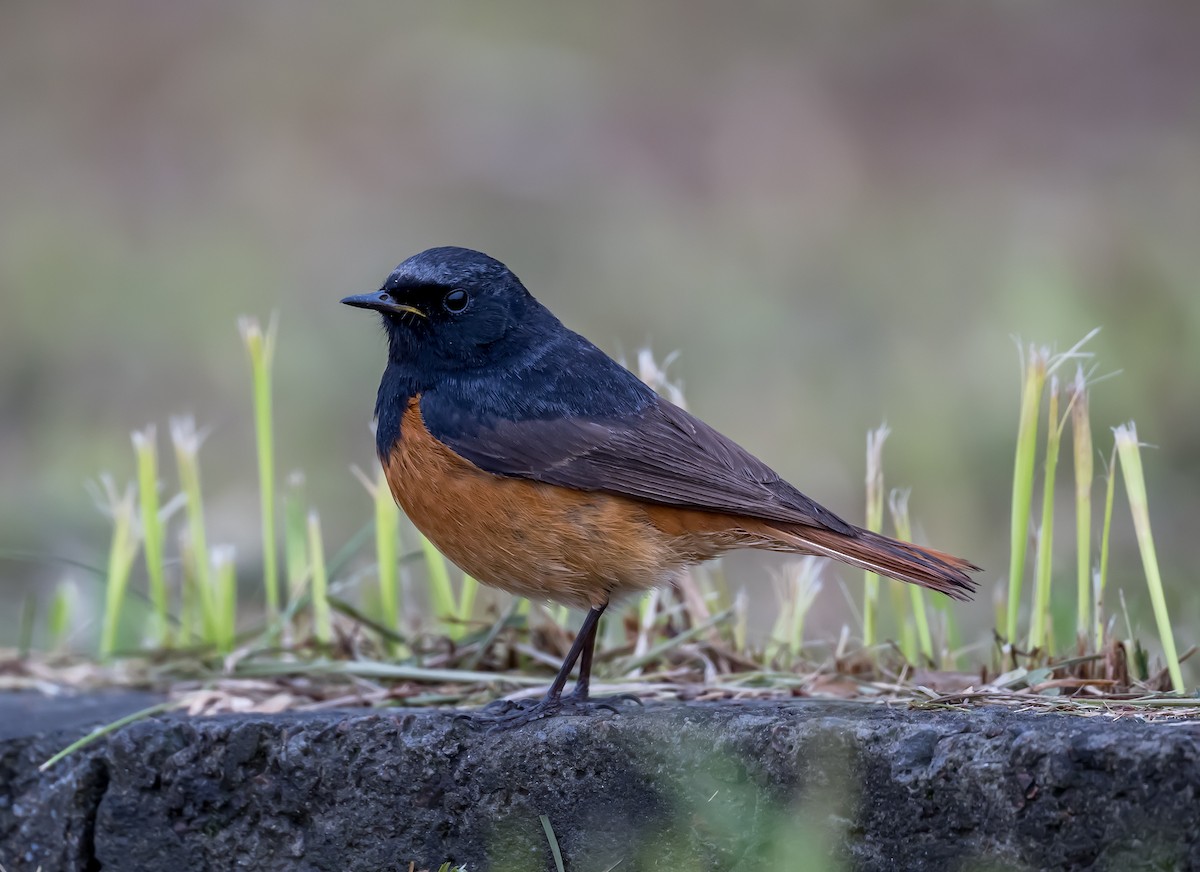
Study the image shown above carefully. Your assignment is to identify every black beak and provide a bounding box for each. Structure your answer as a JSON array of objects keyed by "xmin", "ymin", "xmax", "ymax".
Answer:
[{"xmin": 340, "ymin": 292, "xmax": 426, "ymax": 319}]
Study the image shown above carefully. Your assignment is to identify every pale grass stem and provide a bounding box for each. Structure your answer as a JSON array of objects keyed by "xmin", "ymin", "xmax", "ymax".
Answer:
[
  {"xmin": 1006, "ymin": 343, "xmax": 1047, "ymax": 642},
  {"xmin": 420, "ymin": 533, "xmax": 459, "ymax": 637},
  {"xmin": 992, "ymin": 585, "xmax": 1006, "ymax": 649},
  {"xmin": 307, "ymin": 510, "xmax": 332, "ymax": 645},
  {"xmin": 862, "ymin": 424, "xmax": 889, "ymax": 647},
  {"xmin": 283, "ymin": 472, "xmax": 309, "ymax": 605},
  {"xmin": 352, "ymin": 461, "xmax": 402, "ymax": 650},
  {"xmin": 132, "ymin": 426, "xmax": 170, "ymax": 645},
  {"xmin": 1029, "ymin": 377, "xmax": 1064, "ymax": 654},
  {"xmin": 1113, "ymin": 423, "xmax": 1184, "ymax": 693},
  {"xmin": 888, "ymin": 489, "xmax": 933, "ymax": 663},
  {"xmin": 1095, "ymin": 444, "xmax": 1118, "ymax": 648},
  {"xmin": 375, "ymin": 474, "xmax": 400, "ymax": 635},
  {"xmin": 766, "ymin": 557, "xmax": 822, "ymax": 662},
  {"xmin": 601, "ymin": 592, "xmax": 627, "ymax": 652},
  {"xmin": 178, "ymin": 535, "xmax": 196, "ymax": 646},
  {"xmin": 239, "ymin": 314, "xmax": 280, "ymax": 619},
  {"xmin": 459, "ymin": 570, "xmax": 478, "ymax": 636},
  {"xmin": 1006, "ymin": 329, "xmax": 1099, "ymax": 645},
  {"xmin": 545, "ymin": 603, "xmax": 567, "ymax": 632},
  {"xmin": 414, "ymin": 527, "xmax": 477, "ymax": 640},
  {"xmin": 211, "ymin": 545, "xmax": 238, "ymax": 654},
  {"xmin": 48, "ymin": 579, "xmax": 78, "ymax": 651},
  {"xmin": 1069, "ymin": 367, "xmax": 1093, "ymax": 646},
  {"xmin": 635, "ymin": 348, "xmax": 729, "ymax": 619},
  {"xmin": 629, "ymin": 587, "xmax": 662, "ymax": 678},
  {"xmin": 18, "ymin": 595, "xmax": 35, "ymax": 657},
  {"xmin": 733, "ymin": 587, "xmax": 748, "ymax": 654},
  {"xmin": 789, "ymin": 562, "xmax": 822, "ymax": 657},
  {"xmin": 93, "ymin": 476, "xmax": 141, "ymax": 658},
  {"xmin": 635, "ymin": 347, "xmax": 687, "ymax": 410},
  {"xmin": 170, "ymin": 416, "xmax": 218, "ymax": 643},
  {"xmin": 277, "ymin": 474, "xmax": 309, "ymax": 648}
]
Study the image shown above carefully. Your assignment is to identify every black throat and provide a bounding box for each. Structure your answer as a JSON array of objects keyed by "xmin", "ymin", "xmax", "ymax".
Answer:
[{"xmin": 373, "ymin": 359, "xmax": 422, "ymax": 460}]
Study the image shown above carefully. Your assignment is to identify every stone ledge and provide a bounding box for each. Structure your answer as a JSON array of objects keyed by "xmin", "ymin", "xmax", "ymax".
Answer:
[{"xmin": 2, "ymin": 693, "xmax": 1198, "ymax": 871}]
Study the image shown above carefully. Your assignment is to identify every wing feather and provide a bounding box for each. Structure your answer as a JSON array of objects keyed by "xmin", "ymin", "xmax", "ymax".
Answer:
[{"xmin": 425, "ymin": 393, "xmax": 855, "ymax": 535}]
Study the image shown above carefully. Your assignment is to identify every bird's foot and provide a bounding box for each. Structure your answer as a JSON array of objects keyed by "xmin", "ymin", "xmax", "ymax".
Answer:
[{"xmin": 462, "ymin": 690, "xmax": 643, "ymax": 732}]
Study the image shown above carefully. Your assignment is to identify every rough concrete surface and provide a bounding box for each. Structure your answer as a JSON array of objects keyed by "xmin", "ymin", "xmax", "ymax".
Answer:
[{"xmin": 1, "ymin": 692, "xmax": 1198, "ymax": 871}]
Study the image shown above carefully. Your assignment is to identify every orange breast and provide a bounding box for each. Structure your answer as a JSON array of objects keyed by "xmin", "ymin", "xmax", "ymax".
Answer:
[{"xmin": 381, "ymin": 398, "xmax": 754, "ymax": 609}]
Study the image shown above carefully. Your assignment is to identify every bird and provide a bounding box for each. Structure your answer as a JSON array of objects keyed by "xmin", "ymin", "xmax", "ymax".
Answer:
[{"xmin": 342, "ymin": 246, "xmax": 978, "ymax": 724}]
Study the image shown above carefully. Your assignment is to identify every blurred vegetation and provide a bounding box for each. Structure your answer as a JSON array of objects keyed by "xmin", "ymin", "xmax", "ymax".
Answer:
[{"xmin": 2, "ymin": 1, "xmax": 1199, "ymax": 652}]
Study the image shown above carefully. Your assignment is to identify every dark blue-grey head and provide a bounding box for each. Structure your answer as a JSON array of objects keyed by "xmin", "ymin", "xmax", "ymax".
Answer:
[
  {"xmin": 382, "ymin": 246, "xmax": 515, "ymax": 292},
  {"xmin": 342, "ymin": 247, "xmax": 558, "ymax": 373}
]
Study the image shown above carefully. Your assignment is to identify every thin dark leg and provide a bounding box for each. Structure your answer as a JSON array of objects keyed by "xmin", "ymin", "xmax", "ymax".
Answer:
[
  {"xmin": 564, "ymin": 605, "xmax": 603, "ymax": 701},
  {"xmin": 545, "ymin": 603, "xmax": 606, "ymax": 701},
  {"xmin": 472, "ymin": 601, "xmax": 637, "ymax": 730}
]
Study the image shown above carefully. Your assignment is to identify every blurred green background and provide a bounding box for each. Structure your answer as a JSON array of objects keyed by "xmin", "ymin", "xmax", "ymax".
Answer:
[{"xmin": 2, "ymin": 1, "xmax": 1198, "ymax": 648}]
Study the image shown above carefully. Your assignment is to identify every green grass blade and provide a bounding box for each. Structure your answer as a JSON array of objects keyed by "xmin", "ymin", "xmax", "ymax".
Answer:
[
  {"xmin": 457, "ymin": 575, "xmax": 478, "ymax": 629},
  {"xmin": 1006, "ymin": 343, "xmax": 1047, "ymax": 642},
  {"xmin": 1070, "ymin": 364, "xmax": 1099, "ymax": 642},
  {"xmin": 178, "ymin": 535, "xmax": 196, "ymax": 646},
  {"xmin": 327, "ymin": 519, "xmax": 379, "ymax": 579},
  {"xmin": 283, "ymin": 472, "xmax": 309, "ymax": 606},
  {"xmin": 1113, "ymin": 423, "xmax": 1184, "ymax": 693},
  {"xmin": 132, "ymin": 426, "xmax": 169, "ymax": 646},
  {"xmin": 353, "ymin": 461, "xmax": 403, "ymax": 649},
  {"xmin": 1069, "ymin": 368, "xmax": 1093, "ymax": 645},
  {"xmin": 540, "ymin": 814, "xmax": 566, "ymax": 872},
  {"xmin": 18, "ymin": 594, "xmax": 36, "ymax": 658},
  {"xmin": 862, "ymin": 424, "xmax": 889, "ymax": 647},
  {"xmin": 732, "ymin": 587, "xmax": 748, "ymax": 655},
  {"xmin": 767, "ymin": 558, "xmax": 821, "ymax": 664},
  {"xmin": 48, "ymin": 580, "xmax": 77, "ymax": 651},
  {"xmin": 239, "ymin": 315, "xmax": 280, "ymax": 619},
  {"xmin": 1029, "ymin": 378, "xmax": 1063, "ymax": 654},
  {"xmin": 765, "ymin": 585, "xmax": 790, "ymax": 664},
  {"xmin": 96, "ymin": 477, "xmax": 140, "ymax": 658},
  {"xmin": 1095, "ymin": 444, "xmax": 1118, "ymax": 648},
  {"xmin": 171, "ymin": 417, "xmax": 217, "ymax": 643},
  {"xmin": 374, "ymin": 471, "xmax": 401, "ymax": 636},
  {"xmin": 40, "ymin": 700, "xmax": 178, "ymax": 771},
  {"xmin": 327, "ymin": 596, "xmax": 408, "ymax": 646},
  {"xmin": 888, "ymin": 489, "xmax": 933, "ymax": 663},
  {"xmin": 788, "ymin": 559, "xmax": 822, "ymax": 658},
  {"xmin": 420, "ymin": 532, "xmax": 461, "ymax": 638},
  {"xmin": 353, "ymin": 463, "xmax": 402, "ymax": 642},
  {"xmin": 551, "ymin": 604, "xmax": 570, "ymax": 631},
  {"xmin": 212, "ymin": 545, "xmax": 238, "ymax": 654},
  {"xmin": 307, "ymin": 510, "xmax": 332, "ymax": 646}
]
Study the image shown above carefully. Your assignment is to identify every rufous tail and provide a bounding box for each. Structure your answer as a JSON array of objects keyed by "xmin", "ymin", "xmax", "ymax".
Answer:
[{"xmin": 764, "ymin": 523, "xmax": 979, "ymax": 601}]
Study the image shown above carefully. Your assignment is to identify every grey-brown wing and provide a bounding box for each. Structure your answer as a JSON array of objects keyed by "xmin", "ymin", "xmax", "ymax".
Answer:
[{"xmin": 430, "ymin": 395, "xmax": 855, "ymax": 535}]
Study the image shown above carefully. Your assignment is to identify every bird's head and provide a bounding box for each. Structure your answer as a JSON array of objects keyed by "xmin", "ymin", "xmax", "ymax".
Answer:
[{"xmin": 342, "ymin": 246, "xmax": 551, "ymax": 373}]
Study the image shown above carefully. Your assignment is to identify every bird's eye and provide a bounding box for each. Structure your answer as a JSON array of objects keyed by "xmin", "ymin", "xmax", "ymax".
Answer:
[{"xmin": 442, "ymin": 289, "xmax": 470, "ymax": 314}]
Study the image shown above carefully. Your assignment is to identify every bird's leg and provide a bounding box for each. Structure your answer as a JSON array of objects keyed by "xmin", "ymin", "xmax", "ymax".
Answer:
[
  {"xmin": 473, "ymin": 602, "xmax": 638, "ymax": 730},
  {"xmin": 562, "ymin": 604, "xmax": 642, "ymax": 710},
  {"xmin": 562, "ymin": 603, "xmax": 602, "ymax": 701},
  {"xmin": 545, "ymin": 603, "xmax": 605, "ymax": 702}
]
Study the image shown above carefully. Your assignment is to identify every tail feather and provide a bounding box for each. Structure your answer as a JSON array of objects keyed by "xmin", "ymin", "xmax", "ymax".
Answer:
[{"xmin": 763, "ymin": 523, "xmax": 980, "ymax": 601}]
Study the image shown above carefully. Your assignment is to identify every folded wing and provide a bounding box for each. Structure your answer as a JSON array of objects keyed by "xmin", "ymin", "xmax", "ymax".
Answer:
[{"xmin": 425, "ymin": 392, "xmax": 857, "ymax": 535}]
